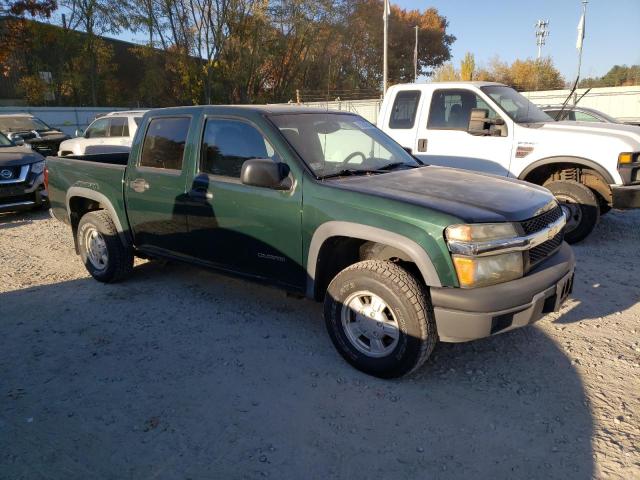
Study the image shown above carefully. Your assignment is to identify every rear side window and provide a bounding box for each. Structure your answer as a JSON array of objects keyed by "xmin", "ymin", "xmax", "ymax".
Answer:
[
  {"xmin": 140, "ymin": 117, "xmax": 190, "ymax": 170},
  {"xmin": 389, "ymin": 90, "xmax": 421, "ymax": 129},
  {"xmin": 201, "ymin": 119, "xmax": 275, "ymax": 178},
  {"xmin": 108, "ymin": 117, "xmax": 129, "ymax": 137}
]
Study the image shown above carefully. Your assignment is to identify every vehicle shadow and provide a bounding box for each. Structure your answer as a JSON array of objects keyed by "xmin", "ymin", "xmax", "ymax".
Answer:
[
  {"xmin": 1, "ymin": 259, "xmax": 594, "ymax": 479},
  {"xmin": 0, "ymin": 208, "xmax": 50, "ymax": 228},
  {"xmin": 551, "ymin": 209, "xmax": 640, "ymax": 324}
]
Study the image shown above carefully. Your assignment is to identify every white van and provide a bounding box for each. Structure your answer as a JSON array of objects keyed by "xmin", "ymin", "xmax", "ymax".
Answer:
[
  {"xmin": 378, "ymin": 82, "xmax": 640, "ymax": 242},
  {"xmin": 58, "ymin": 110, "xmax": 148, "ymax": 157}
]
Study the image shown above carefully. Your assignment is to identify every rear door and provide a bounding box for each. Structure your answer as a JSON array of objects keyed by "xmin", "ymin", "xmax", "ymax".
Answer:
[
  {"xmin": 185, "ymin": 116, "xmax": 303, "ymax": 288},
  {"xmin": 418, "ymin": 88, "xmax": 513, "ymax": 176},
  {"xmin": 125, "ymin": 115, "xmax": 192, "ymax": 255},
  {"xmin": 384, "ymin": 89, "xmax": 423, "ymax": 153}
]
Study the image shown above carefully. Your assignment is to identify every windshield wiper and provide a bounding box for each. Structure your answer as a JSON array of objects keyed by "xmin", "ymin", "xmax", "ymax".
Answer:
[
  {"xmin": 320, "ymin": 168, "xmax": 387, "ymax": 180},
  {"xmin": 378, "ymin": 161, "xmax": 419, "ymax": 171}
]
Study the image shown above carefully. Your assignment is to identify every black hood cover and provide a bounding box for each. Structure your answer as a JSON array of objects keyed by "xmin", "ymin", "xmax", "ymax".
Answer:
[
  {"xmin": 0, "ymin": 146, "xmax": 44, "ymax": 166},
  {"xmin": 328, "ymin": 166, "xmax": 556, "ymax": 223}
]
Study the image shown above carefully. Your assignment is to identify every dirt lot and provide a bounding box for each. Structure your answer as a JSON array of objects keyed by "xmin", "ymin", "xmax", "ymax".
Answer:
[{"xmin": 1, "ymin": 208, "xmax": 638, "ymax": 479}]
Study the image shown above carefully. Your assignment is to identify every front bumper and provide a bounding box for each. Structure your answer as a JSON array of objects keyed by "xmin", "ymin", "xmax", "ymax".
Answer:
[
  {"xmin": 431, "ymin": 242, "xmax": 575, "ymax": 342},
  {"xmin": 611, "ymin": 184, "xmax": 640, "ymax": 209},
  {"xmin": 0, "ymin": 171, "xmax": 46, "ymax": 212}
]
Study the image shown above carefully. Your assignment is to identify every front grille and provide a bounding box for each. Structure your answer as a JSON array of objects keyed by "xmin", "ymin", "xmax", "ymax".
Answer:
[
  {"xmin": 520, "ymin": 205, "xmax": 563, "ymax": 234},
  {"xmin": 30, "ymin": 142, "xmax": 57, "ymax": 155},
  {"xmin": 529, "ymin": 231, "xmax": 564, "ymax": 266},
  {"xmin": 0, "ymin": 165, "xmax": 21, "ymax": 180}
]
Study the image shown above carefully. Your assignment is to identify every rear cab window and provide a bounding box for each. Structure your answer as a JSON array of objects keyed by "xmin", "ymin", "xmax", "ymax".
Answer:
[
  {"xmin": 139, "ymin": 117, "xmax": 191, "ymax": 170},
  {"xmin": 389, "ymin": 90, "xmax": 421, "ymax": 129}
]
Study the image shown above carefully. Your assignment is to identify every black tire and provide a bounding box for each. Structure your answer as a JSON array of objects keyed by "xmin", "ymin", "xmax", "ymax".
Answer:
[
  {"xmin": 324, "ymin": 260, "xmax": 437, "ymax": 378},
  {"xmin": 77, "ymin": 210, "xmax": 133, "ymax": 283},
  {"xmin": 545, "ymin": 180, "xmax": 600, "ymax": 244}
]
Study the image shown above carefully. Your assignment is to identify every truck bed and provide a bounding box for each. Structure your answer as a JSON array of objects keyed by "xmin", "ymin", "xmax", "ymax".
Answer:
[{"xmin": 47, "ymin": 154, "xmax": 128, "ymax": 226}]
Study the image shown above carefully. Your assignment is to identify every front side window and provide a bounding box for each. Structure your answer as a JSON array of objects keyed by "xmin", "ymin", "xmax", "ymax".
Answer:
[
  {"xmin": 140, "ymin": 117, "xmax": 190, "ymax": 170},
  {"xmin": 201, "ymin": 119, "xmax": 275, "ymax": 178},
  {"xmin": 428, "ymin": 89, "xmax": 500, "ymax": 131},
  {"xmin": 270, "ymin": 113, "xmax": 419, "ymax": 178},
  {"xmin": 481, "ymin": 86, "xmax": 552, "ymax": 124},
  {"xmin": 85, "ymin": 118, "xmax": 109, "ymax": 138},
  {"xmin": 0, "ymin": 132, "xmax": 12, "ymax": 146},
  {"xmin": 574, "ymin": 111, "xmax": 599, "ymax": 122},
  {"xmin": 108, "ymin": 117, "xmax": 129, "ymax": 137},
  {"xmin": 389, "ymin": 90, "xmax": 421, "ymax": 129}
]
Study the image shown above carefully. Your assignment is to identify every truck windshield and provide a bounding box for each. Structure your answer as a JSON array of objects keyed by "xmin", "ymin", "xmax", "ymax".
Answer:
[
  {"xmin": 269, "ymin": 113, "xmax": 420, "ymax": 178},
  {"xmin": 481, "ymin": 86, "xmax": 552, "ymax": 124},
  {"xmin": 0, "ymin": 116, "xmax": 51, "ymax": 132}
]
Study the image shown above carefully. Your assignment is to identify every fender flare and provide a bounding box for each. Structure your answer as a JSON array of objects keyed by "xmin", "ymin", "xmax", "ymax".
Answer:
[
  {"xmin": 306, "ymin": 221, "xmax": 442, "ymax": 298},
  {"xmin": 66, "ymin": 186, "xmax": 131, "ymax": 246},
  {"xmin": 518, "ymin": 156, "xmax": 615, "ymax": 185}
]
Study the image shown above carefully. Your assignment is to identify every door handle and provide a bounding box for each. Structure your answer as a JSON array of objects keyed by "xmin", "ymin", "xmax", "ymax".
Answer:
[
  {"xmin": 188, "ymin": 188, "xmax": 213, "ymax": 201},
  {"xmin": 130, "ymin": 178, "xmax": 149, "ymax": 192},
  {"xmin": 417, "ymin": 138, "xmax": 428, "ymax": 153}
]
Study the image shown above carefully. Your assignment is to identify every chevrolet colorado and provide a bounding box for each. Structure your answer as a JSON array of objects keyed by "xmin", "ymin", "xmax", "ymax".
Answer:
[{"xmin": 47, "ymin": 106, "xmax": 575, "ymax": 378}]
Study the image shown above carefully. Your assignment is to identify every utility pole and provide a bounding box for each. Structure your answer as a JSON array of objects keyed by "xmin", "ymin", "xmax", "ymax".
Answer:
[
  {"xmin": 535, "ymin": 19, "xmax": 550, "ymax": 60},
  {"xmin": 383, "ymin": 0, "xmax": 390, "ymax": 94},
  {"xmin": 576, "ymin": 0, "xmax": 588, "ymax": 82},
  {"xmin": 414, "ymin": 25, "xmax": 418, "ymax": 83}
]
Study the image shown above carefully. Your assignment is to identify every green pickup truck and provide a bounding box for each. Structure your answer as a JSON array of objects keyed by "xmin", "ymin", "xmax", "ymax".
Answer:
[{"xmin": 47, "ymin": 106, "xmax": 575, "ymax": 378}]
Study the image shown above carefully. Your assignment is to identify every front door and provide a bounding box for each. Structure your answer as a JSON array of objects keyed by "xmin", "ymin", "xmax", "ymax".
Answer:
[
  {"xmin": 417, "ymin": 88, "xmax": 513, "ymax": 177},
  {"xmin": 125, "ymin": 115, "xmax": 192, "ymax": 255},
  {"xmin": 186, "ymin": 117, "xmax": 304, "ymax": 288}
]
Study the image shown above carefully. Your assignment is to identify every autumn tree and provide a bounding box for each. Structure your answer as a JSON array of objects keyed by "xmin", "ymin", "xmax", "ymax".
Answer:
[
  {"xmin": 460, "ymin": 52, "xmax": 475, "ymax": 81},
  {"xmin": 432, "ymin": 63, "xmax": 458, "ymax": 81}
]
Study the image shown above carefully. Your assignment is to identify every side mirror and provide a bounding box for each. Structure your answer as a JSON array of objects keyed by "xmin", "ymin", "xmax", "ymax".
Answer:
[
  {"xmin": 468, "ymin": 108, "xmax": 506, "ymax": 136},
  {"xmin": 75, "ymin": 128, "xmax": 84, "ymax": 137},
  {"xmin": 8, "ymin": 133, "xmax": 24, "ymax": 146},
  {"xmin": 241, "ymin": 159, "xmax": 291, "ymax": 190}
]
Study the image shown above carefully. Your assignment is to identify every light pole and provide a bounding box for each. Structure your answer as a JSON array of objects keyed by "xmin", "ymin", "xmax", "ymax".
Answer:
[
  {"xmin": 383, "ymin": 0, "xmax": 390, "ymax": 94},
  {"xmin": 414, "ymin": 25, "xmax": 418, "ymax": 82}
]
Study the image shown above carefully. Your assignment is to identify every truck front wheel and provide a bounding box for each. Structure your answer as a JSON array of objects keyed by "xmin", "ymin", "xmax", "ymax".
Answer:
[
  {"xmin": 77, "ymin": 210, "xmax": 133, "ymax": 283},
  {"xmin": 545, "ymin": 180, "xmax": 600, "ymax": 244},
  {"xmin": 324, "ymin": 260, "xmax": 437, "ymax": 378}
]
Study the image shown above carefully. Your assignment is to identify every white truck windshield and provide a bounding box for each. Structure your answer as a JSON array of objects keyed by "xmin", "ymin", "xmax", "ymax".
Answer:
[{"xmin": 481, "ymin": 86, "xmax": 552, "ymax": 124}]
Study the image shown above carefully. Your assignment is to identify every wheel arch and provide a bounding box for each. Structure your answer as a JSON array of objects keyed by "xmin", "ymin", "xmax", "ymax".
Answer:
[
  {"xmin": 519, "ymin": 156, "xmax": 615, "ymax": 206},
  {"xmin": 66, "ymin": 187, "xmax": 130, "ymax": 252},
  {"xmin": 306, "ymin": 221, "xmax": 442, "ymax": 300}
]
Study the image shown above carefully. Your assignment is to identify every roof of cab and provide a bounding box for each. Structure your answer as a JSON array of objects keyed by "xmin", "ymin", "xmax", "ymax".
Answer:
[
  {"xmin": 144, "ymin": 104, "xmax": 346, "ymax": 116},
  {"xmin": 389, "ymin": 81, "xmax": 506, "ymax": 91}
]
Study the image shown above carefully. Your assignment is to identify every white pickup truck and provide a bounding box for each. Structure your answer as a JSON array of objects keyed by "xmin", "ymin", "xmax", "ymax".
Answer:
[{"xmin": 378, "ymin": 82, "xmax": 640, "ymax": 242}]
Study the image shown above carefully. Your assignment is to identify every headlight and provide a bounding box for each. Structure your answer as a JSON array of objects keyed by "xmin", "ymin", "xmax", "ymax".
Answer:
[
  {"xmin": 446, "ymin": 222, "xmax": 523, "ymax": 288},
  {"xmin": 30, "ymin": 160, "xmax": 46, "ymax": 174},
  {"xmin": 446, "ymin": 223, "xmax": 518, "ymax": 242},
  {"xmin": 452, "ymin": 252, "xmax": 523, "ymax": 288}
]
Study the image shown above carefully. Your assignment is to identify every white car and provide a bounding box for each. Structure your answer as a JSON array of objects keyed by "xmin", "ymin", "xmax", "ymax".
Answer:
[
  {"xmin": 378, "ymin": 82, "xmax": 640, "ymax": 242},
  {"xmin": 58, "ymin": 110, "xmax": 148, "ymax": 156}
]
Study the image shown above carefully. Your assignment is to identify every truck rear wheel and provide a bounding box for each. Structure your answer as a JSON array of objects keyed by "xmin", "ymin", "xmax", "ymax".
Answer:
[
  {"xmin": 324, "ymin": 260, "xmax": 436, "ymax": 378},
  {"xmin": 545, "ymin": 180, "xmax": 600, "ymax": 244},
  {"xmin": 77, "ymin": 210, "xmax": 133, "ymax": 283}
]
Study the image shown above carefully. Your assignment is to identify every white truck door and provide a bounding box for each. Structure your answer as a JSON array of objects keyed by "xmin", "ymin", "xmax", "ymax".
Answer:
[
  {"xmin": 383, "ymin": 89, "xmax": 424, "ymax": 154},
  {"xmin": 416, "ymin": 88, "xmax": 513, "ymax": 177}
]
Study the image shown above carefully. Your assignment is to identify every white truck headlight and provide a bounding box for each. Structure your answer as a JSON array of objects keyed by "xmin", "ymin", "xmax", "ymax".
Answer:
[{"xmin": 30, "ymin": 160, "xmax": 46, "ymax": 174}]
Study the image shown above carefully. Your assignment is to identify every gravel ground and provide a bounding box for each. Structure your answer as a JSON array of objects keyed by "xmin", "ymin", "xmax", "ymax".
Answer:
[{"xmin": 1, "ymin": 208, "xmax": 638, "ymax": 479}]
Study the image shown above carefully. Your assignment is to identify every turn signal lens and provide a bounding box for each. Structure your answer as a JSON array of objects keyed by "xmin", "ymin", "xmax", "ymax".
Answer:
[
  {"xmin": 618, "ymin": 152, "xmax": 634, "ymax": 165},
  {"xmin": 452, "ymin": 252, "xmax": 524, "ymax": 288}
]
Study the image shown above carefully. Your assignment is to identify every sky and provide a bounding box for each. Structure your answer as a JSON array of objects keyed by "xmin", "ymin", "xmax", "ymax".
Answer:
[{"xmin": 397, "ymin": 0, "xmax": 640, "ymax": 81}]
